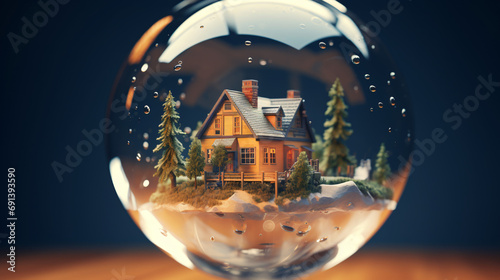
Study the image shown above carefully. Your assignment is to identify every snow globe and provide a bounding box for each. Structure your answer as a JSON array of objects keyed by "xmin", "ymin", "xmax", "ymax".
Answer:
[{"xmin": 107, "ymin": 0, "xmax": 413, "ymax": 279}]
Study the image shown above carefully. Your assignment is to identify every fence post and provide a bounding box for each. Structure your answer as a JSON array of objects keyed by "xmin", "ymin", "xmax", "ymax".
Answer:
[
  {"xmin": 261, "ymin": 172, "xmax": 264, "ymax": 183},
  {"xmin": 241, "ymin": 172, "xmax": 244, "ymax": 190},
  {"xmin": 221, "ymin": 172, "xmax": 224, "ymax": 188},
  {"xmin": 275, "ymin": 171, "xmax": 278, "ymax": 200}
]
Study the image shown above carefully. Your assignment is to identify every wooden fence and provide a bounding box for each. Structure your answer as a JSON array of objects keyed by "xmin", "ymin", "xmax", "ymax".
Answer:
[{"xmin": 204, "ymin": 171, "xmax": 288, "ymax": 198}]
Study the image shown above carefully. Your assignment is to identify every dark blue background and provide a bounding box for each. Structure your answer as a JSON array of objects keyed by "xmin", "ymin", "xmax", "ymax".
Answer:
[{"xmin": 1, "ymin": 0, "xmax": 499, "ymax": 253}]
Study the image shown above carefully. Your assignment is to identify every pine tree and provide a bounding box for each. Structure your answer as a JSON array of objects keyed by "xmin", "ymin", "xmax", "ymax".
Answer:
[
  {"xmin": 286, "ymin": 151, "xmax": 313, "ymax": 197},
  {"xmin": 186, "ymin": 139, "xmax": 205, "ymax": 188},
  {"xmin": 153, "ymin": 91, "xmax": 186, "ymax": 189},
  {"xmin": 321, "ymin": 78, "xmax": 354, "ymax": 176},
  {"xmin": 373, "ymin": 143, "xmax": 391, "ymax": 184}
]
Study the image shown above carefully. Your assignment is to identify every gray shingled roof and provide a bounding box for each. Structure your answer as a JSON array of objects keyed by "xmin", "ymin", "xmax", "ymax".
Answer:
[
  {"xmin": 226, "ymin": 91, "xmax": 304, "ymax": 139},
  {"xmin": 261, "ymin": 106, "xmax": 283, "ymax": 115}
]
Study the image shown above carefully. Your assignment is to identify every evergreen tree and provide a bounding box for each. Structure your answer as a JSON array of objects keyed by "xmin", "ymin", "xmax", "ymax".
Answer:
[
  {"xmin": 153, "ymin": 91, "xmax": 186, "ymax": 189},
  {"xmin": 211, "ymin": 144, "xmax": 229, "ymax": 176},
  {"xmin": 186, "ymin": 139, "xmax": 205, "ymax": 188},
  {"xmin": 312, "ymin": 133, "xmax": 324, "ymax": 162},
  {"xmin": 321, "ymin": 78, "xmax": 354, "ymax": 176},
  {"xmin": 373, "ymin": 143, "xmax": 391, "ymax": 184},
  {"xmin": 286, "ymin": 152, "xmax": 314, "ymax": 197}
]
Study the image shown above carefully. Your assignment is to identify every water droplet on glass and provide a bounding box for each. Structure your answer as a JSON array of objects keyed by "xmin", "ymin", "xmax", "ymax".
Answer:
[
  {"xmin": 210, "ymin": 236, "xmax": 215, "ymax": 241},
  {"xmin": 296, "ymin": 225, "xmax": 311, "ymax": 237},
  {"xmin": 178, "ymin": 78, "xmax": 183, "ymax": 85},
  {"xmin": 388, "ymin": 127, "xmax": 392, "ymax": 133},
  {"xmin": 281, "ymin": 224, "xmax": 295, "ymax": 232},
  {"xmin": 136, "ymin": 153, "xmax": 142, "ymax": 161},
  {"xmin": 401, "ymin": 108, "xmax": 407, "ymax": 117},
  {"xmin": 143, "ymin": 132, "xmax": 149, "ymax": 140},
  {"xmin": 245, "ymin": 40, "xmax": 251, "ymax": 46},
  {"xmin": 160, "ymin": 228, "xmax": 168, "ymax": 236},
  {"xmin": 131, "ymin": 76, "xmax": 136, "ymax": 83},
  {"xmin": 299, "ymin": 23, "xmax": 306, "ymax": 29},
  {"xmin": 390, "ymin": 71, "xmax": 396, "ymax": 79},
  {"xmin": 319, "ymin": 42, "xmax": 326, "ymax": 49},
  {"xmin": 364, "ymin": 74, "xmax": 370, "ymax": 80},
  {"xmin": 390, "ymin": 97, "xmax": 396, "ymax": 106},
  {"xmin": 143, "ymin": 179, "xmax": 150, "ymax": 187},
  {"xmin": 369, "ymin": 85, "xmax": 376, "ymax": 92},
  {"xmin": 144, "ymin": 105, "xmax": 151, "ymax": 114},
  {"xmin": 215, "ymin": 212, "xmax": 225, "ymax": 217},
  {"xmin": 155, "ymin": 43, "xmax": 159, "ymax": 47},
  {"xmin": 174, "ymin": 64, "xmax": 182, "ymax": 71},
  {"xmin": 317, "ymin": 237, "xmax": 328, "ymax": 243},
  {"xmin": 234, "ymin": 229, "xmax": 245, "ymax": 235},
  {"xmin": 141, "ymin": 63, "xmax": 149, "ymax": 72},
  {"xmin": 143, "ymin": 141, "xmax": 149, "ymax": 150},
  {"xmin": 128, "ymin": 129, "xmax": 133, "ymax": 134},
  {"xmin": 248, "ymin": 57, "xmax": 253, "ymax": 63},
  {"xmin": 378, "ymin": 102, "xmax": 384, "ymax": 108},
  {"xmin": 370, "ymin": 107, "xmax": 374, "ymax": 112},
  {"xmin": 351, "ymin": 54, "xmax": 360, "ymax": 64},
  {"xmin": 334, "ymin": 226, "xmax": 341, "ymax": 231},
  {"xmin": 153, "ymin": 91, "xmax": 159, "ymax": 98},
  {"xmin": 200, "ymin": 25, "xmax": 204, "ymax": 29}
]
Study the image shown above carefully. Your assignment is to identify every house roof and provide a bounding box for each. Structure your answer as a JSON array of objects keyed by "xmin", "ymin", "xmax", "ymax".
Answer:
[
  {"xmin": 212, "ymin": 138, "xmax": 236, "ymax": 148},
  {"xmin": 196, "ymin": 89, "xmax": 315, "ymax": 141}
]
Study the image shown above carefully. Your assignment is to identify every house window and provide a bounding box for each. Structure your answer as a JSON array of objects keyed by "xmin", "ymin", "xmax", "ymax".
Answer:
[
  {"xmin": 295, "ymin": 116, "xmax": 301, "ymax": 128},
  {"xmin": 234, "ymin": 116, "xmax": 241, "ymax": 134},
  {"xmin": 264, "ymin": 148, "xmax": 276, "ymax": 165},
  {"xmin": 276, "ymin": 116, "xmax": 282, "ymax": 129},
  {"xmin": 207, "ymin": 149, "xmax": 213, "ymax": 163},
  {"xmin": 240, "ymin": 148, "xmax": 255, "ymax": 164},
  {"xmin": 224, "ymin": 102, "xmax": 232, "ymax": 111},
  {"xmin": 214, "ymin": 118, "xmax": 221, "ymax": 135}
]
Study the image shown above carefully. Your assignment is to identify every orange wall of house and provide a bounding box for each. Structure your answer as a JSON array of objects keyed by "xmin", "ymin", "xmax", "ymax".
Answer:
[
  {"xmin": 266, "ymin": 115, "xmax": 276, "ymax": 129},
  {"xmin": 258, "ymin": 140, "xmax": 285, "ymax": 172},
  {"xmin": 235, "ymin": 138, "xmax": 259, "ymax": 173},
  {"xmin": 204, "ymin": 103, "xmax": 252, "ymax": 137}
]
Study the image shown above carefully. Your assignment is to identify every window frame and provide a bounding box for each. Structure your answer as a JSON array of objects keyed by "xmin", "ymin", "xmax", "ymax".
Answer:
[
  {"xmin": 214, "ymin": 118, "xmax": 221, "ymax": 135},
  {"xmin": 263, "ymin": 147, "xmax": 277, "ymax": 165},
  {"xmin": 224, "ymin": 102, "xmax": 232, "ymax": 111},
  {"xmin": 240, "ymin": 147, "xmax": 255, "ymax": 165},
  {"xmin": 207, "ymin": 149, "xmax": 213, "ymax": 163},
  {"xmin": 234, "ymin": 116, "xmax": 241, "ymax": 135}
]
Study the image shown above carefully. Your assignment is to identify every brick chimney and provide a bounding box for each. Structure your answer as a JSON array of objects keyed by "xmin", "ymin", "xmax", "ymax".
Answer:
[
  {"xmin": 242, "ymin": 79, "xmax": 258, "ymax": 108},
  {"xmin": 287, "ymin": 89, "xmax": 301, "ymax": 99}
]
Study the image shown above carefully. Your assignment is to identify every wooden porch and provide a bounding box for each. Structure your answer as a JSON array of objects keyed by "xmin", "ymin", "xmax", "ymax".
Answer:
[{"xmin": 204, "ymin": 171, "xmax": 287, "ymax": 198}]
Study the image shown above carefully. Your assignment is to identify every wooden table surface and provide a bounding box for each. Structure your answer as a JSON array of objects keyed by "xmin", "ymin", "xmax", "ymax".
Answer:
[{"xmin": 2, "ymin": 248, "xmax": 499, "ymax": 280}]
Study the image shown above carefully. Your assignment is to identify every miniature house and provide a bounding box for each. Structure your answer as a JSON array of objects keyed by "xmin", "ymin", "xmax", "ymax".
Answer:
[{"xmin": 196, "ymin": 80, "xmax": 315, "ymax": 174}]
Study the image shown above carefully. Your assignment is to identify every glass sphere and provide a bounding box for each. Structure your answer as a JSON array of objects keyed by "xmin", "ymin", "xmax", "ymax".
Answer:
[{"xmin": 107, "ymin": 0, "xmax": 413, "ymax": 279}]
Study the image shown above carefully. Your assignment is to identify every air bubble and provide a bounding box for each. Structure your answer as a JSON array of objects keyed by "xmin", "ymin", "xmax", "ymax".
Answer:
[
  {"xmin": 200, "ymin": 25, "xmax": 204, "ymax": 29},
  {"xmin": 369, "ymin": 85, "xmax": 376, "ymax": 92},
  {"xmin": 153, "ymin": 91, "xmax": 159, "ymax": 98},
  {"xmin": 334, "ymin": 226, "xmax": 341, "ymax": 231},
  {"xmin": 370, "ymin": 107, "xmax": 374, "ymax": 112},
  {"xmin": 317, "ymin": 237, "xmax": 328, "ymax": 243},
  {"xmin": 210, "ymin": 236, "xmax": 215, "ymax": 241},
  {"xmin": 160, "ymin": 228, "xmax": 168, "ymax": 236},
  {"xmin": 143, "ymin": 179, "xmax": 150, "ymax": 187},
  {"xmin": 401, "ymin": 108, "xmax": 407, "ymax": 117},
  {"xmin": 174, "ymin": 64, "xmax": 182, "ymax": 71},
  {"xmin": 248, "ymin": 57, "xmax": 253, "ymax": 63},
  {"xmin": 131, "ymin": 76, "xmax": 136, "ymax": 83},
  {"xmin": 390, "ymin": 97, "xmax": 396, "ymax": 106},
  {"xmin": 378, "ymin": 102, "xmax": 383, "ymax": 108},
  {"xmin": 296, "ymin": 225, "xmax": 311, "ymax": 237},
  {"xmin": 364, "ymin": 74, "xmax": 370, "ymax": 80},
  {"xmin": 136, "ymin": 153, "xmax": 142, "ymax": 161},
  {"xmin": 128, "ymin": 129, "xmax": 133, "ymax": 134},
  {"xmin": 144, "ymin": 105, "xmax": 151, "ymax": 114},
  {"xmin": 245, "ymin": 40, "xmax": 251, "ymax": 46},
  {"xmin": 319, "ymin": 42, "xmax": 326, "ymax": 49},
  {"xmin": 390, "ymin": 72, "xmax": 396, "ymax": 79},
  {"xmin": 281, "ymin": 224, "xmax": 295, "ymax": 232},
  {"xmin": 351, "ymin": 54, "xmax": 360, "ymax": 64},
  {"xmin": 388, "ymin": 127, "xmax": 392, "ymax": 133},
  {"xmin": 141, "ymin": 63, "xmax": 149, "ymax": 72},
  {"xmin": 299, "ymin": 23, "xmax": 306, "ymax": 29},
  {"xmin": 127, "ymin": 141, "xmax": 130, "ymax": 145}
]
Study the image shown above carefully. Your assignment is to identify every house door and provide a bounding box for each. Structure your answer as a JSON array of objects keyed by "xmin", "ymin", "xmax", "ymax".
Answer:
[
  {"xmin": 227, "ymin": 152, "xmax": 234, "ymax": 172},
  {"xmin": 287, "ymin": 150, "xmax": 298, "ymax": 169}
]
